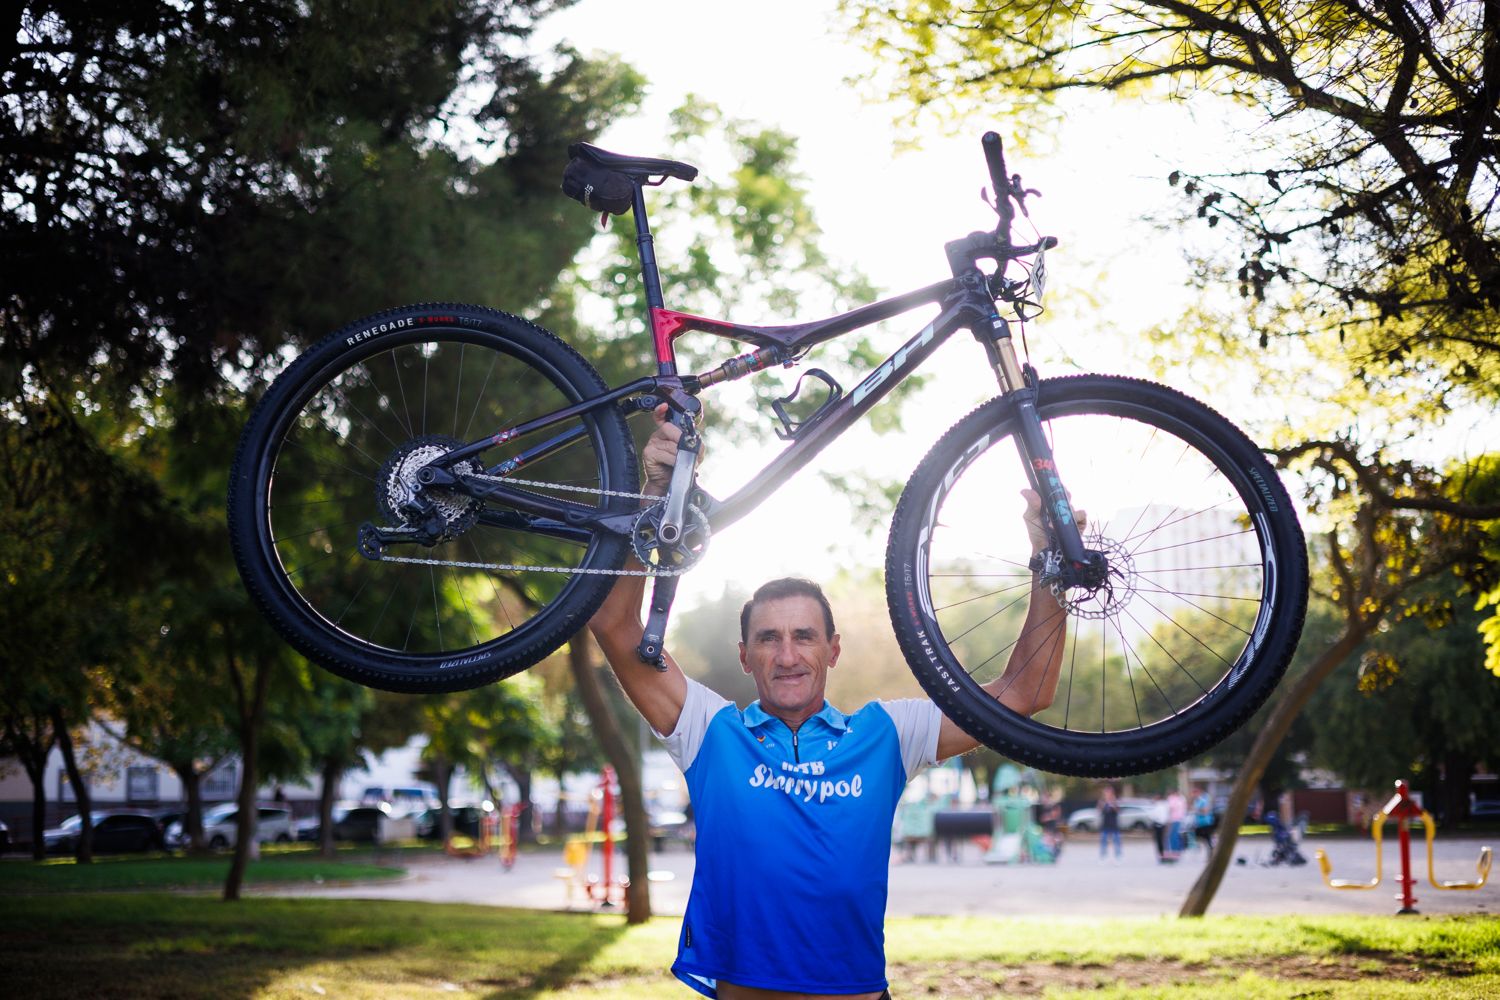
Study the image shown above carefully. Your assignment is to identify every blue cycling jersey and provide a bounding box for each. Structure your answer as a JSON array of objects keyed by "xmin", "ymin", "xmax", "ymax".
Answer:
[{"xmin": 659, "ymin": 678, "xmax": 940, "ymax": 997}]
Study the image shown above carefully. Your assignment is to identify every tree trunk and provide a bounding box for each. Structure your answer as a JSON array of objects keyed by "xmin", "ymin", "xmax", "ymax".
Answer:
[
  {"xmin": 224, "ymin": 644, "xmax": 273, "ymax": 902},
  {"xmin": 477, "ymin": 765, "xmax": 500, "ymax": 811},
  {"xmin": 52, "ymin": 707, "xmax": 93, "ymax": 865},
  {"xmin": 1439, "ymin": 751, "xmax": 1475, "ymax": 825},
  {"xmin": 1181, "ymin": 625, "xmax": 1370, "ymax": 916},
  {"xmin": 505, "ymin": 764, "xmax": 537, "ymax": 844},
  {"xmin": 550, "ymin": 767, "xmax": 569, "ymax": 840},
  {"xmin": 28, "ymin": 763, "xmax": 48, "ymax": 861},
  {"xmin": 318, "ymin": 757, "xmax": 343, "ymax": 859},
  {"xmin": 567, "ymin": 632, "xmax": 652, "ymax": 923},
  {"xmin": 4, "ymin": 714, "xmax": 53, "ymax": 860},
  {"xmin": 170, "ymin": 760, "xmax": 207, "ymax": 852},
  {"xmin": 225, "ymin": 721, "xmax": 259, "ymax": 899},
  {"xmin": 433, "ymin": 757, "xmax": 454, "ymax": 842}
]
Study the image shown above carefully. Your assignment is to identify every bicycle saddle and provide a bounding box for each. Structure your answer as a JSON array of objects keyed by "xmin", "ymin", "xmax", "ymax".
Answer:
[{"xmin": 567, "ymin": 142, "xmax": 699, "ymax": 182}]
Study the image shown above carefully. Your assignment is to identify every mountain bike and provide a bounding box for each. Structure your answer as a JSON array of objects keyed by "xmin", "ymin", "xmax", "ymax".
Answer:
[{"xmin": 227, "ymin": 133, "xmax": 1308, "ymax": 776}]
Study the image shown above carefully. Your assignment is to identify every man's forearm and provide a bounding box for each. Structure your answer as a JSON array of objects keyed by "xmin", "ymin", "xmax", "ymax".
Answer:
[{"xmin": 989, "ymin": 578, "xmax": 1068, "ymax": 717}]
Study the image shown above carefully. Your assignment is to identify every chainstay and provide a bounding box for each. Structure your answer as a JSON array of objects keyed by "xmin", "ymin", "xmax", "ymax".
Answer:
[
  {"xmin": 372, "ymin": 474, "xmax": 691, "ymax": 576},
  {"xmin": 374, "ymin": 554, "xmax": 687, "ymax": 576}
]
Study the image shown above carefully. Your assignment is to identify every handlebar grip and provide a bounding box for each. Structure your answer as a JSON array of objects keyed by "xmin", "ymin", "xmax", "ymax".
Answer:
[{"xmin": 982, "ymin": 132, "xmax": 1009, "ymax": 199}]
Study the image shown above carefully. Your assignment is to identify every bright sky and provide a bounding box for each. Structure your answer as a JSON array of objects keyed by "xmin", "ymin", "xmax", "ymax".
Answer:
[{"xmin": 534, "ymin": 0, "xmax": 1251, "ymax": 606}]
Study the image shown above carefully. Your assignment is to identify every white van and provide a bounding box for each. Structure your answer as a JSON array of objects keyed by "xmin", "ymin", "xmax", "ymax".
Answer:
[{"xmin": 165, "ymin": 803, "xmax": 293, "ymax": 849}]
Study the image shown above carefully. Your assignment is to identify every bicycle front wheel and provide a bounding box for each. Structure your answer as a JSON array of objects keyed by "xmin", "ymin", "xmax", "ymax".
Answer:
[
  {"xmin": 886, "ymin": 375, "xmax": 1307, "ymax": 776},
  {"xmin": 228, "ymin": 304, "xmax": 638, "ymax": 693}
]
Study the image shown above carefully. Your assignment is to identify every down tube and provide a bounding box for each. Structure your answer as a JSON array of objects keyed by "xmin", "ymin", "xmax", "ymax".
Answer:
[{"xmin": 710, "ymin": 305, "xmax": 969, "ymax": 532}]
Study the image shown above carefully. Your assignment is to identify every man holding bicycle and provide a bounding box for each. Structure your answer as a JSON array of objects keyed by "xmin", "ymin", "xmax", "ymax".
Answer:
[{"xmin": 590, "ymin": 406, "xmax": 1073, "ymax": 1000}]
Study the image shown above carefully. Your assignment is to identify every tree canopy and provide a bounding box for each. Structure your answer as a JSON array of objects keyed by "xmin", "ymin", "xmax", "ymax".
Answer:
[
  {"xmin": 3, "ymin": 1, "xmax": 639, "ymax": 402},
  {"xmin": 1, "ymin": 0, "xmax": 645, "ymax": 872},
  {"xmin": 845, "ymin": 1, "xmax": 1500, "ymax": 402}
]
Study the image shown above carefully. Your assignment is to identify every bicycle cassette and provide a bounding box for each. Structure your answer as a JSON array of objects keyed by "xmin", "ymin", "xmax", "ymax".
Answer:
[{"xmin": 376, "ymin": 435, "xmax": 483, "ymax": 542}]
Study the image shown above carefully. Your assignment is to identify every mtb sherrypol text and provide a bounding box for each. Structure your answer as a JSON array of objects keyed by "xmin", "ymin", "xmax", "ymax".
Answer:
[{"xmin": 227, "ymin": 134, "xmax": 1308, "ymax": 776}]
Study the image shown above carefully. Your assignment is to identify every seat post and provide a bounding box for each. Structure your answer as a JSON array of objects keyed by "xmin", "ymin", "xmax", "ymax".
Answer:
[
  {"xmin": 630, "ymin": 182, "xmax": 675, "ymax": 375},
  {"xmin": 631, "ymin": 186, "xmax": 666, "ymax": 297}
]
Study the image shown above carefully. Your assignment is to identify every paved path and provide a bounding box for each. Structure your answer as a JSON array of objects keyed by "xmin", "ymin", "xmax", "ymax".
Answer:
[{"xmin": 264, "ymin": 832, "xmax": 1496, "ymax": 918}]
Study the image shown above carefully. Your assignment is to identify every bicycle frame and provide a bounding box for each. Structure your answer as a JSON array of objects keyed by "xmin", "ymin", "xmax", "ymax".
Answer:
[
  {"xmin": 411, "ymin": 157, "xmax": 1098, "ymax": 667},
  {"xmin": 433, "ymin": 272, "xmax": 1010, "ymax": 540}
]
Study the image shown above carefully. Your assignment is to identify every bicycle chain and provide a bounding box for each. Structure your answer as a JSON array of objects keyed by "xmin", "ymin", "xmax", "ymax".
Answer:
[{"xmin": 372, "ymin": 472, "xmax": 695, "ymax": 577}]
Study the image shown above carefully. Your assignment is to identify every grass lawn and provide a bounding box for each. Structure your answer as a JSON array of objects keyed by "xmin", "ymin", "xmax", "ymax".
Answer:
[
  {"xmin": 0, "ymin": 848, "xmax": 405, "ymax": 893},
  {"xmin": 1, "ymin": 894, "xmax": 1495, "ymax": 999}
]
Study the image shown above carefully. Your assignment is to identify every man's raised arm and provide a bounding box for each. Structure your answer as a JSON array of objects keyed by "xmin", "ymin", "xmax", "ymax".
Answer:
[
  {"xmin": 933, "ymin": 492, "xmax": 1081, "ymax": 760},
  {"xmin": 587, "ymin": 405, "xmax": 689, "ymax": 737}
]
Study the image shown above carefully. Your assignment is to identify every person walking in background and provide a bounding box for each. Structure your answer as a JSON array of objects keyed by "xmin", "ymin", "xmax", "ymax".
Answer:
[
  {"xmin": 1149, "ymin": 793, "xmax": 1176, "ymax": 863},
  {"xmin": 1191, "ymin": 786, "xmax": 1217, "ymax": 856},
  {"xmin": 1039, "ymin": 788, "xmax": 1064, "ymax": 860},
  {"xmin": 1166, "ymin": 788, "xmax": 1187, "ymax": 855},
  {"xmin": 1097, "ymin": 785, "xmax": 1122, "ymax": 862}
]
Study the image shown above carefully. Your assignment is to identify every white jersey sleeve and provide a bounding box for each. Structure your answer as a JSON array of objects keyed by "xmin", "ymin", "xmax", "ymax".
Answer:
[
  {"xmin": 879, "ymin": 698, "xmax": 944, "ymax": 780},
  {"xmin": 655, "ymin": 676, "xmax": 733, "ymax": 772}
]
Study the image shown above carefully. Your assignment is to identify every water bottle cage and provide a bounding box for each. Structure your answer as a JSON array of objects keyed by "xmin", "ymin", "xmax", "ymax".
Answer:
[{"xmin": 771, "ymin": 368, "xmax": 844, "ymax": 440}]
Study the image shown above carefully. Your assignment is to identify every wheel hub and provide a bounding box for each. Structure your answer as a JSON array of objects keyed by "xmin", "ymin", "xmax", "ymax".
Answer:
[{"xmin": 1054, "ymin": 533, "xmax": 1137, "ymax": 620}]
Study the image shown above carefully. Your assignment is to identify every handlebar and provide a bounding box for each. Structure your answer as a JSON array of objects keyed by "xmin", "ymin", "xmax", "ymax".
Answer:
[
  {"xmin": 982, "ymin": 132, "xmax": 1015, "ymax": 240},
  {"xmin": 944, "ymin": 132, "xmax": 1056, "ymax": 278}
]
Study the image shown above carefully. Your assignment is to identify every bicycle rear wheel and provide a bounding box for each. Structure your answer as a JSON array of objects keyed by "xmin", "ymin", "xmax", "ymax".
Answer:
[
  {"xmin": 227, "ymin": 304, "xmax": 638, "ymax": 693},
  {"xmin": 886, "ymin": 375, "xmax": 1307, "ymax": 776}
]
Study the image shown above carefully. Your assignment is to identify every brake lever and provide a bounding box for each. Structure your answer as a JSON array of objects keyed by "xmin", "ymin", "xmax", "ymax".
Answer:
[
  {"xmin": 1012, "ymin": 179, "xmax": 1042, "ymax": 219},
  {"xmin": 981, "ymin": 185, "xmax": 1001, "ymax": 218},
  {"xmin": 983, "ymin": 175, "xmax": 1043, "ymax": 220}
]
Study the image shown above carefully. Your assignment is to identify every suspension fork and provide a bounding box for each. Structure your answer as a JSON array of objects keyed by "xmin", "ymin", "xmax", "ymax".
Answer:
[{"xmin": 973, "ymin": 311, "xmax": 1095, "ymax": 580}]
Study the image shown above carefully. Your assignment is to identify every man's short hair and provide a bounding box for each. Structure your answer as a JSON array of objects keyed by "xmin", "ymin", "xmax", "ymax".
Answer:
[{"xmin": 739, "ymin": 578, "xmax": 836, "ymax": 643}]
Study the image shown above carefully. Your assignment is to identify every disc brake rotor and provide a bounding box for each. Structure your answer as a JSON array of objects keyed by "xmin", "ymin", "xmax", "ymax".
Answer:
[{"xmin": 1052, "ymin": 532, "xmax": 1138, "ymax": 620}]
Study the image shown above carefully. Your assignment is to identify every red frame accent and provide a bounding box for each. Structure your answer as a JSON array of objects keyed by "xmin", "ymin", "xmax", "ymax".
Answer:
[{"xmin": 650, "ymin": 307, "xmax": 748, "ymax": 366}]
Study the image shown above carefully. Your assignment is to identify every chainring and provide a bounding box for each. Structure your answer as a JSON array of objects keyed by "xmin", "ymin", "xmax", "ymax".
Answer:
[{"xmin": 631, "ymin": 503, "xmax": 710, "ymax": 573}]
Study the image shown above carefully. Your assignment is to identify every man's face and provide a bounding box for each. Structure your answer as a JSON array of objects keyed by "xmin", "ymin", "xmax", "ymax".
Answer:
[{"xmin": 739, "ymin": 595, "xmax": 840, "ymax": 725}]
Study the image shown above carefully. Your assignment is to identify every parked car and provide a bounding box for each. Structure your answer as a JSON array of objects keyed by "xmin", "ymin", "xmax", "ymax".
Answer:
[
  {"xmin": 415, "ymin": 804, "xmax": 487, "ymax": 840},
  {"xmin": 294, "ymin": 805, "xmax": 352, "ymax": 843},
  {"xmin": 1066, "ymin": 798, "xmax": 1156, "ymax": 833},
  {"xmin": 165, "ymin": 803, "xmax": 294, "ymax": 849},
  {"xmin": 331, "ymin": 803, "xmax": 396, "ymax": 839},
  {"xmin": 0, "ymin": 817, "xmax": 10, "ymax": 853},
  {"xmin": 648, "ymin": 806, "xmax": 691, "ymax": 851},
  {"xmin": 43, "ymin": 811, "xmax": 164, "ymax": 853},
  {"xmin": 360, "ymin": 785, "xmax": 438, "ymax": 813},
  {"xmin": 150, "ymin": 807, "xmax": 186, "ymax": 833},
  {"xmin": 1471, "ymin": 799, "xmax": 1500, "ymax": 821}
]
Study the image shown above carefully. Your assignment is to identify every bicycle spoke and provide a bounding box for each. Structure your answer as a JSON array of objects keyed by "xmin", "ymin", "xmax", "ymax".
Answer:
[
  {"xmin": 249, "ymin": 327, "xmax": 625, "ymax": 663},
  {"xmin": 920, "ymin": 397, "xmax": 1280, "ymax": 739}
]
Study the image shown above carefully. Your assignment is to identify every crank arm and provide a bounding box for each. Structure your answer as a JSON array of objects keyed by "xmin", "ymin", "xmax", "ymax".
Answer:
[
  {"xmin": 637, "ymin": 572, "xmax": 680, "ymax": 670},
  {"xmin": 657, "ymin": 416, "xmax": 701, "ymax": 545}
]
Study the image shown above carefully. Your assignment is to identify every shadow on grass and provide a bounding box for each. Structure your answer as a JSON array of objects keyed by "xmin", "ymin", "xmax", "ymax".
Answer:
[
  {"xmin": 0, "ymin": 894, "xmax": 632, "ymax": 1000},
  {"xmin": 0, "ymin": 850, "xmax": 404, "ymax": 893}
]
